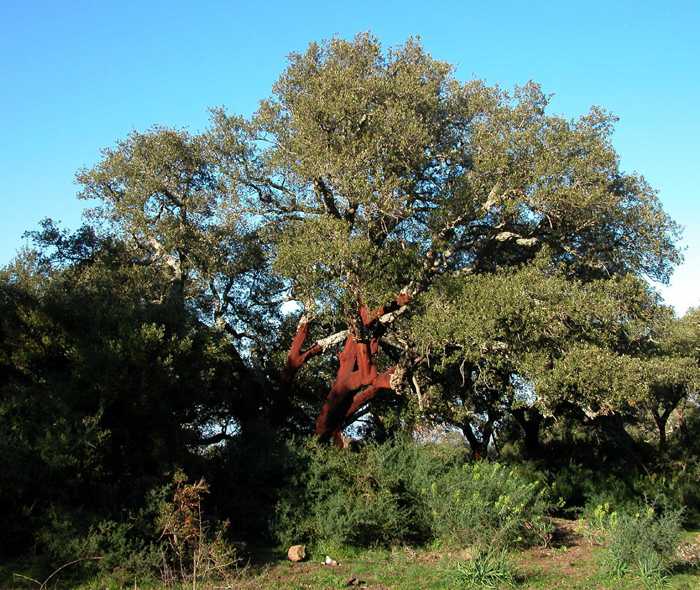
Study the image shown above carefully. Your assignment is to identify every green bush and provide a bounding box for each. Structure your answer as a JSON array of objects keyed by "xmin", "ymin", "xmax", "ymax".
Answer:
[
  {"xmin": 274, "ymin": 438, "xmax": 436, "ymax": 548},
  {"xmin": 549, "ymin": 460, "xmax": 699, "ymax": 526},
  {"xmin": 424, "ymin": 461, "xmax": 554, "ymax": 548},
  {"xmin": 274, "ymin": 438, "xmax": 555, "ymax": 549},
  {"xmin": 32, "ymin": 508, "xmax": 160, "ymax": 587},
  {"xmin": 599, "ymin": 504, "xmax": 683, "ymax": 584},
  {"xmin": 631, "ymin": 464, "xmax": 700, "ymax": 525},
  {"xmin": 27, "ymin": 471, "xmax": 237, "ymax": 587},
  {"xmin": 453, "ymin": 546, "xmax": 517, "ymax": 589}
]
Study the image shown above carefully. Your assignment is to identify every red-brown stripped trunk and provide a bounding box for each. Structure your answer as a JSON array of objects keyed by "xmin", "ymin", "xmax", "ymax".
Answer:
[
  {"xmin": 314, "ymin": 333, "xmax": 396, "ymax": 444},
  {"xmin": 280, "ymin": 317, "xmax": 321, "ymax": 385},
  {"xmin": 281, "ymin": 292, "xmax": 411, "ymax": 446}
]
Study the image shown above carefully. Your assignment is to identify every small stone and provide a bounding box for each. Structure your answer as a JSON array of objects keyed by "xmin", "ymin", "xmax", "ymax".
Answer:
[{"xmin": 287, "ymin": 544, "xmax": 306, "ymax": 562}]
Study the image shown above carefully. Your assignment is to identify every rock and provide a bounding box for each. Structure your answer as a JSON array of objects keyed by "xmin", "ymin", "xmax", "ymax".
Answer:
[
  {"xmin": 287, "ymin": 544, "xmax": 306, "ymax": 562},
  {"xmin": 324, "ymin": 555, "xmax": 339, "ymax": 566}
]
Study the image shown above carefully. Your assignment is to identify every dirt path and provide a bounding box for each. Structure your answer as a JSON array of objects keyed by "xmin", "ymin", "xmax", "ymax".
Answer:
[{"xmin": 516, "ymin": 518, "xmax": 598, "ymax": 587}]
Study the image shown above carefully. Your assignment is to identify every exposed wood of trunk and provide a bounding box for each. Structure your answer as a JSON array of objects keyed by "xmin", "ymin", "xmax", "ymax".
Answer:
[
  {"xmin": 314, "ymin": 334, "xmax": 398, "ymax": 444},
  {"xmin": 281, "ymin": 291, "xmax": 413, "ymax": 445},
  {"xmin": 280, "ymin": 316, "xmax": 322, "ymax": 385}
]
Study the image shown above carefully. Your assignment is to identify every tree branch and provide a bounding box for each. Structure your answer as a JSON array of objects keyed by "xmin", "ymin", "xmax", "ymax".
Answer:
[{"xmin": 313, "ymin": 177, "xmax": 342, "ymax": 219}]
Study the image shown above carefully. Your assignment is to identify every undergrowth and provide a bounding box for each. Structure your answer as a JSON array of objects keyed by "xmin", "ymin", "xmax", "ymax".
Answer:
[{"xmin": 274, "ymin": 437, "xmax": 554, "ymax": 550}]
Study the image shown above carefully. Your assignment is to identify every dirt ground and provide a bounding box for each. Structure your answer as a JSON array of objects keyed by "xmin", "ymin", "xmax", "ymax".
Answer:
[{"xmin": 226, "ymin": 519, "xmax": 700, "ymax": 590}]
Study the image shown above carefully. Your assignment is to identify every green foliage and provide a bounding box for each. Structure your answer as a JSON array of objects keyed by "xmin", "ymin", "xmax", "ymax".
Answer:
[
  {"xmin": 250, "ymin": 32, "xmax": 681, "ymax": 339},
  {"xmin": 425, "ymin": 461, "xmax": 554, "ymax": 548},
  {"xmin": 579, "ymin": 501, "xmax": 621, "ymax": 546},
  {"xmin": 31, "ymin": 507, "xmax": 162, "ymax": 586},
  {"xmin": 411, "ymin": 256, "xmax": 660, "ymax": 419},
  {"xmin": 0, "ymin": 240, "xmax": 261, "ymax": 559},
  {"xmin": 453, "ymin": 547, "xmax": 518, "ymax": 589},
  {"xmin": 598, "ymin": 505, "xmax": 683, "ymax": 585},
  {"xmin": 273, "ymin": 215, "xmax": 418, "ymax": 310},
  {"xmin": 18, "ymin": 472, "xmax": 238, "ymax": 588},
  {"xmin": 274, "ymin": 438, "xmax": 554, "ymax": 550},
  {"xmin": 274, "ymin": 438, "xmax": 436, "ymax": 548},
  {"xmin": 548, "ymin": 460, "xmax": 700, "ymax": 527}
]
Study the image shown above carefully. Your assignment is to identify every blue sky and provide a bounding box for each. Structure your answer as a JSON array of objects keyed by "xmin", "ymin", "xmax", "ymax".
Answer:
[{"xmin": 1, "ymin": 1, "xmax": 698, "ymax": 312}]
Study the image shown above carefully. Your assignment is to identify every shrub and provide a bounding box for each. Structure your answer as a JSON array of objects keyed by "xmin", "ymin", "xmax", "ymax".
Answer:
[
  {"xmin": 26, "ymin": 471, "xmax": 237, "ymax": 588},
  {"xmin": 274, "ymin": 438, "xmax": 555, "ymax": 550},
  {"xmin": 453, "ymin": 546, "xmax": 517, "ymax": 589},
  {"xmin": 423, "ymin": 462, "xmax": 554, "ymax": 548},
  {"xmin": 578, "ymin": 501, "xmax": 619, "ymax": 546},
  {"xmin": 631, "ymin": 465, "xmax": 700, "ymax": 525},
  {"xmin": 547, "ymin": 460, "xmax": 699, "ymax": 527},
  {"xmin": 33, "ymin": 507, "xmax": 160, "ymax": 585},
  {"xmin": 274, "ymin": 438, "xmax": 436, "ymax": 548},
  {"xmin": 157, "ymin": 471, "xmax": 238, "ymax": 586},
  {"xmin": 599, "ymin": 504, "xmax": 683, "ymax": 584}
]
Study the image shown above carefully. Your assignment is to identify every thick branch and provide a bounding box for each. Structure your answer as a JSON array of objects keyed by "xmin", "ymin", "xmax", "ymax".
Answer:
[
  {"xmin": 344, "ymin": 367, "xmax": 397, "ymax": 420},
  {"xmin": 281, "ymin": 316, "xmax": 322, "ymax": 384},
  {"xmin": 146, "ymin": 237, "xmax": 182, "ymax": 279},
  {"xmin": 314, "ymin": 333, "xmax": 406, "ymax": 443},
  {"xmin": 280, "ymin": 294, "xmax": 414, "ymax": 385},
  {"xmin": 190, "ymin": 430, "xmax": 232, "ymax": 446},
  {"xmin": 359, "ymin": 291, "xmax": 412, "ymax": 328},
  {"xmin": 313, "ymin": 177, "xmax": 342, "ymax": 219}
]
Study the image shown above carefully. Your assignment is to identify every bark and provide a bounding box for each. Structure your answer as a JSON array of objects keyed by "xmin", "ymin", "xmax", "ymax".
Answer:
[
  {"xmin": 280, "ymin": 316, "xmax": 322, "ymax": 385},
  {"xmin": 652, "ymin": 408, "xmax": 671, "ymax": 453},
  {"xmin": 281, "ymin": 291, "xmax": 412, "ymax": 445},
  {"xmin": 513, "ymin": 408, "xmax": 544, "ymax": 459},
  {"xmin": 314, "ymin": 334, "xmax": 397, "ymax": 444},
  {"xmin": 461, "ymin": 419, "xmax": 491, "ymax": 460}
]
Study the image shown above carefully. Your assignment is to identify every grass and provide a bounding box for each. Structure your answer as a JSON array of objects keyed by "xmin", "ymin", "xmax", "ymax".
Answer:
[{"xmin": 3, "ymin": 522, "xmax": 699, "ymax": 589}]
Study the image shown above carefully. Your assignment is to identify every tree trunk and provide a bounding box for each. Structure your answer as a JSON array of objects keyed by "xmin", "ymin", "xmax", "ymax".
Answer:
[
  {"xmin": 653, "ymin": 410, "xmax": 669, "ymax": 453},
  {"xmin": 513, "ymin": 408, "xmax": 544, "ymax": 459},
  {"xmin": 314, "ymin": 334, "xmax": 396, "ymax": 444},
  {"xmin": 461, "ymin": 420, "xmax": 490, "ymax": 460},
  {"xmin": 281, "ymin": 293, "xmax": 411, "ymax": 445}
]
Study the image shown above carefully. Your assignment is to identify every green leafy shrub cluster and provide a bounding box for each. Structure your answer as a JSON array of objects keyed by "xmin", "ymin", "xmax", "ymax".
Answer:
[
  {"xmin": 22, "ymin": 471, "xmax": 238, "ymax": 589},
  {"xmin": 274, "ymin": 438, "xmax": 555, "ymax": 550},
  {"xmin": 453, "ymin": 546, "xmax": 518, "ymax": 589},
  {"xmin": 549, "ymin": 460, "xmax": 700, "ymax": 526},
  {"xmin": 274, "ymin": 438, "xmax": 436, "ymax": 548},
  {"xmin": 426, "ymin": 461, "xmax": 554, "ymax": 547},
  {"xmin": 601, "ymin": 506, "xmax": 683, "ymax": 584},
  {"xmin": 578, "ymin": 499, "xmax": 684, "ymax": 587},
  {"xmin": 33, "ymin": 505, "xmax": 163, "ymax": 585}
]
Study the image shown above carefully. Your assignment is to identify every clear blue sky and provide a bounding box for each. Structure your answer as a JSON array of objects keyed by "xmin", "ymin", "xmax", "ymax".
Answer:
[{"xmin": 1, "ymin": 1, "xmax": 698, "ymax": 312}]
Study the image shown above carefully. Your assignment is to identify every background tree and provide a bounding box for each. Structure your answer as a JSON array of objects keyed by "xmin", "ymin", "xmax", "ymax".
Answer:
[
  {"xmin": 637, "ymin": 308, "xmax": 700, "ymax": 452},
  {"xmin": 74, "ymin": 128, "xmax": 287, "ymax": 436}
]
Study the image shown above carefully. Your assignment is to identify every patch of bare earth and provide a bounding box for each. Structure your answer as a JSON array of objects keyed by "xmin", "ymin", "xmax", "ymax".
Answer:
[{"xmin": 518, "ymin": 518, "xmax": 596, "ymax": 581}]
